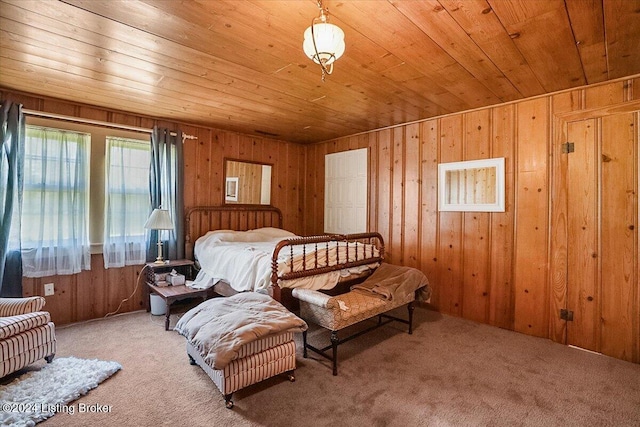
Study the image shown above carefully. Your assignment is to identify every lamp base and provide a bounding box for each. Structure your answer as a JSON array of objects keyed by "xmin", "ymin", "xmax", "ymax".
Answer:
[{"xmin": 154, "ymin": 240, "xmax": 166, "ymax": 264}]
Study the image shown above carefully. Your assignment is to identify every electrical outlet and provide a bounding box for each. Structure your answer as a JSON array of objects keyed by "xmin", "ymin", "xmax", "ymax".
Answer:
[{"xmin": 44, "ymin": 283, "xmax": 55, "ymax": 296}]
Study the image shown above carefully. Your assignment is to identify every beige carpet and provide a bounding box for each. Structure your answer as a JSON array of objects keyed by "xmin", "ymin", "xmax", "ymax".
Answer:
[{"xmin": 29, "ymin": 305, "xmax": 640, "ymax": 426}]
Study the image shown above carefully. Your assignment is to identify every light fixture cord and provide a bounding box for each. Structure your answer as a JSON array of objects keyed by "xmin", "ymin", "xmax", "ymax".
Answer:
[
  {"xmin": 311, "ymin": 0, "xmax": 333, "ymax": 82},
  {"xmin": 310, "ymin": 23, "xmax": 329, "ymax": 82}
]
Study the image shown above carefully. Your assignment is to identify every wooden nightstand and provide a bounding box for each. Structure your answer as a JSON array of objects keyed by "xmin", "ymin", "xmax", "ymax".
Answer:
[
  {"xmin": 144, "ymin": 259, "xmax": 195, "ymax": 287},
  {"xmin": 144, "ymin": 259, "xmax": 207, "ymax": 330}
]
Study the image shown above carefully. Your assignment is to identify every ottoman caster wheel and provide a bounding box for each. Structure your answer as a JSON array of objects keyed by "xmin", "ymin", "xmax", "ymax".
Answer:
[
  {"xmin": 288, "ymin": 374, "xmax": 295, "ymax": 382},
  {"xmin": 224, "ymin": 394, "xmax": 234, "ymax": 409}
]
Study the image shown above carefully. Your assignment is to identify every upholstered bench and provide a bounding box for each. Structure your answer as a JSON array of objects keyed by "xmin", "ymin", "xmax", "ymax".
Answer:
[
  {"xmin": 292, "ymin": 263, "xmax": 430, "ymax": 375},
  {"xmin": 175, "ymin": 292, "xmax": 307, "ymax": 408}
]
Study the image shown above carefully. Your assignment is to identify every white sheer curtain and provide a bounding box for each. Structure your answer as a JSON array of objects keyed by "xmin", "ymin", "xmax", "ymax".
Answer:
[
  {"xmin": 103, "ymin": 137, "xmax": 150, "ymax": 268},
  {"xmin": 21, "ymin": 126, "xmax": 90, "ymax": 277}
]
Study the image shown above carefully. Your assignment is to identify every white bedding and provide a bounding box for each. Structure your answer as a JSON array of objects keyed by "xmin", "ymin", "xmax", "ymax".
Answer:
[{"xmin": 192, "ymin": 227, "xmax": 378, "ymax": 292}]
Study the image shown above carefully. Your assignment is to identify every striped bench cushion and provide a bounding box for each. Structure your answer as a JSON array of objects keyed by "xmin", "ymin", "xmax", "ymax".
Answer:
[{"xmin": 0, "ymin": 312, "xmax": 52, "ymax": 340}]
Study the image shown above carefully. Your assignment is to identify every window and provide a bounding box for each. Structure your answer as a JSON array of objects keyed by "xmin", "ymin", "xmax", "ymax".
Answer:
[
  {"xmin": 103, "ymin": 137, "xmax": 151, "ymax": 268},
  {"xmin": 21, "ymin": 126, "xmax": 91, "ymax": 277},
  {"xmin": 21, "ymin": 117, "xmax": 151, "ymax": 276}
]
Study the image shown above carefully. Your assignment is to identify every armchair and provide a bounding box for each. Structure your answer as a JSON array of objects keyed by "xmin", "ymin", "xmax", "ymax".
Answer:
[{"xmin": 0, "ymin": 296, "xmax": 56, "ymax": 378}]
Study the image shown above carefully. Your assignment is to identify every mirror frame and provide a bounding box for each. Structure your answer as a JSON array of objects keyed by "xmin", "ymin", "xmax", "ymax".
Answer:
[
  {"xmin": 223, "ymin": 158, "xmax": 273, "ymax": 206},
  {"xmin": 438, "ymin": 157, "xmax": 505, "ymax": 212}
]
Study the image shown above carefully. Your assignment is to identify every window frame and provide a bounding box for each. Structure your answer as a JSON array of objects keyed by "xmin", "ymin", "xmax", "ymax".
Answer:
[{"xmin": 25, "ymin": 116, "xmax": 150, "ymax": 254}]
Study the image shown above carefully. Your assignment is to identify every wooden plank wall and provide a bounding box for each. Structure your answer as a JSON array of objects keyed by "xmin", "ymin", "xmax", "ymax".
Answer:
[
  {"xmin": 1, "ymin": 89, "xmax": 304, "ymax": 325},
  {"xmin": 303, "ymin": 76, "xmax": 640, "ymax": 363}
]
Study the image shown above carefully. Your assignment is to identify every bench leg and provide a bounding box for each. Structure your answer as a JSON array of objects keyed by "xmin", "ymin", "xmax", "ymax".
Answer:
[
  {"xmin": 331, "ymin": 331, "xmax": 339, "ymax": 376},
  {"xmin": 407, "ymin": 301, "xmax": 415, "ymax": 335}
]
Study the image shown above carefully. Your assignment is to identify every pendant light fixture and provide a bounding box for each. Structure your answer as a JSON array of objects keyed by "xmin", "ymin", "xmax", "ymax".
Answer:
[{"xmin": 303, "ymin": 0, "xmax": 345, "ymax": 81}]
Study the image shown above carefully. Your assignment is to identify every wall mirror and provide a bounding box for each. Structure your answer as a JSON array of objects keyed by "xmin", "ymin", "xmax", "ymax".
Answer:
[
  {"xmin": 438, "ymin": 157, "xmax": 505, "ymax": 212},
  {"xmin": 224, "ymin": 159, "xmax": 272, "ymax": 205}
]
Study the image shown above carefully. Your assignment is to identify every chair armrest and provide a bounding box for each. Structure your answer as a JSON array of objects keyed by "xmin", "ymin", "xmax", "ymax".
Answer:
[
  {"xmin": 0, "ymin": 297, "xmax": 46, "ymax": 317},
  {"xmin": 0, "ymin": 311, "xmax": 52, "ymax": 339},
  {"xmin": 291, "ymin": 289, "xmax": 337, "ymax": 309}
]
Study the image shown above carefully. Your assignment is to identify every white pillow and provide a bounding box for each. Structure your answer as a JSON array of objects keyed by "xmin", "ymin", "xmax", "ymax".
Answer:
[
  {"xmin": 198, "ymin": 230, "xmax": 238, "ymax": 243},
  {"xmin": 197, "ymin": 228, "xmax": 297, "ymax": 244},
  {"xmin": 247, "ymin": 227, "xmax": 298, "ymax": 240}
]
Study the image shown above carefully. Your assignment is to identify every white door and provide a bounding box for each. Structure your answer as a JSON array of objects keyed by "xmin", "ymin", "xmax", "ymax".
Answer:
[{"xmin": 324, "ymin": 148, "xmax": 368, "ymax": 234}]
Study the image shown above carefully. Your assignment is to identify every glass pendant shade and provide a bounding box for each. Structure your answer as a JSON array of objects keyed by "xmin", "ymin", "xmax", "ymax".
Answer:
[{"xmin": 303, "ymin": 22, "xmax": 345, "ymax": 66}]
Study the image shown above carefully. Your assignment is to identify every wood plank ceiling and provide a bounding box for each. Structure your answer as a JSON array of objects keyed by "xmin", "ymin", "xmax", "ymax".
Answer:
[{"xmin": 1, "ymin": 0, "xmax": 639, "ymax": 143}]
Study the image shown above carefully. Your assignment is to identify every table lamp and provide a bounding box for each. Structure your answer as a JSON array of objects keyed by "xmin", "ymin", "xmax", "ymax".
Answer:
[{"xmin": 144, "ymin": 208, "xmax": 174, "ymax": 264}]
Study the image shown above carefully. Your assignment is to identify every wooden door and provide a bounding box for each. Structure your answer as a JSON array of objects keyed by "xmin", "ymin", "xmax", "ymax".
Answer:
[
  {"xmin": 566, "ymin": 119, "xmax": 599, "ymax": 352},
  {"xmin": 564, "ymin": 112, "xmax": 638, "ymax": 362}
]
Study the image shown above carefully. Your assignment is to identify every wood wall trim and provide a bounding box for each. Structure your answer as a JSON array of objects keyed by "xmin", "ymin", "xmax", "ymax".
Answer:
[
  {"xmin": 312, "ymin": 74, "xmax": 640, "ymax": 147},
  {"xmin": 554, "ymin": 99, "xmax": 640, "ymax": 121}
]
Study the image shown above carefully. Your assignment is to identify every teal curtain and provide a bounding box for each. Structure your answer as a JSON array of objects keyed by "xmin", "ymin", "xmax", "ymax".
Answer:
[
  {"xmin": 147, "ymin": 127, "xmax": 184, "ymax": 262},
  {"xmin": 0, "ymin": 101, "xmax": 25, "ymax": 296}
]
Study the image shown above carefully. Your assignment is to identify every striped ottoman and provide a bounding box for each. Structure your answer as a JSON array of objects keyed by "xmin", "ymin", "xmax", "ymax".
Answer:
[
  {"xmin": 175, "ymin": 293, "xmax": 306, "ymax": 409},
  {"xmin": 185, "ymin": 331, "xmax": 296, "ymax": 408}
]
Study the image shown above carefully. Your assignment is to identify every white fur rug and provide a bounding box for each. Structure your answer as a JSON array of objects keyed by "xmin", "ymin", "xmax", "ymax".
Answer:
[{"xmin": 0, "ymin": 356, "xmax": 121, "ymax": 426}]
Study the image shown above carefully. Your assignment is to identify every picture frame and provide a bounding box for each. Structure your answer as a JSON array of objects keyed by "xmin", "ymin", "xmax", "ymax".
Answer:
[
  {"xmin": 225, "ymin": 176, "xmax": 239, "ymax": 202},
  {"xmin": 438, "ymin": 157, "xmax": 505, "ymax": 212}
]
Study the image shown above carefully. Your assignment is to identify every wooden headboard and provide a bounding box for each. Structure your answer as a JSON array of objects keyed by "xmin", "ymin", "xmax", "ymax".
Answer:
[{"xmin": 184, "ymin": 205, "xmax": 283, "ymax": 260}]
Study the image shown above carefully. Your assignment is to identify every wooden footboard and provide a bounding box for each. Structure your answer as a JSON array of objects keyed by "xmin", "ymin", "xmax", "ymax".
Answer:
[{"xmin": 270, "ymin": 232, "xmax": 385, "ymax": 302}]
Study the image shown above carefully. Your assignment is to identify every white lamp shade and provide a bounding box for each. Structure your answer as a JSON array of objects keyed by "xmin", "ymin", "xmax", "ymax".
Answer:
[
  {"xmin": 144, "ymin": 209, "xmax": 174, "ymax": 230},
  {"xmin": 303, "ymin": 22, "xmax": 345, "ymax": 65}
]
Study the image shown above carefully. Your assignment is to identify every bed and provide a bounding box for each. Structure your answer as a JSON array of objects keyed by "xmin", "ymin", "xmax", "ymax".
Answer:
[{"xmin": 184, "ymin": 206, "xmax": 385, "ymax": 308}]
